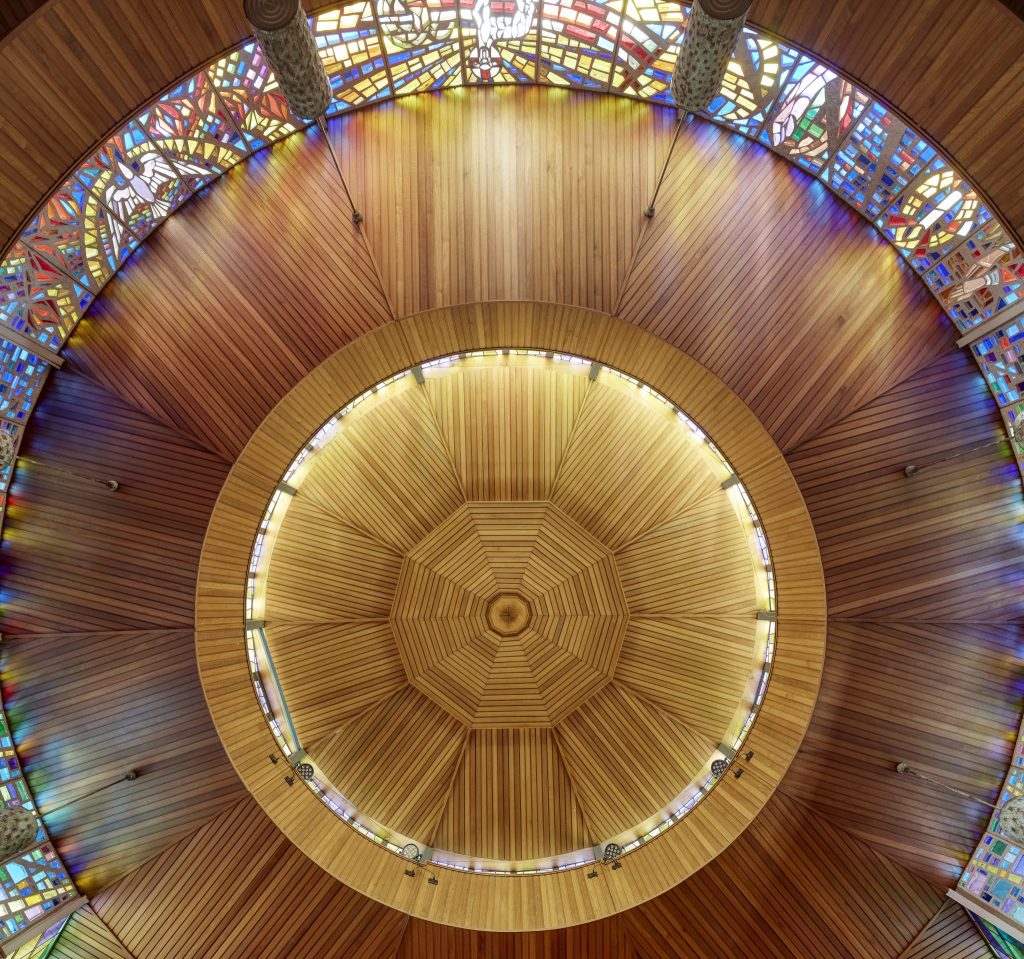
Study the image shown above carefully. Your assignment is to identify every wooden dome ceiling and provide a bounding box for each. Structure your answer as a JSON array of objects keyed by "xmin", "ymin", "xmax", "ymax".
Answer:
[
  {"xmin": 0, "ymin": 2, "xmax": 1021, "ymax": 956},
  {"xmin": 252, "ymin": 352, "xmax": 771, "ymax": 870}
]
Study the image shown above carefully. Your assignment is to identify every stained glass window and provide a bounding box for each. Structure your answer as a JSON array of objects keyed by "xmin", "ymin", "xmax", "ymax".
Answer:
[
  {"xmin": 0, "ymin": 245, "xmax": 89, "ymax": 351},
  {"xmin": 924, "ymin": 223, "xmax": 1024, "ymax": 332},
  {"xmin": 313, "ymin": 6, "xmax": 393, "ymax": 112},
  {"xmin": 207, "ymin": 43, "xmax": 299, "ymax": 149},
  {"xmin": 536, "ymin": 0, "xmax": 623, "ymax": 89},
  {"xmin": 959, "ymin": 739, "xmax": 1024, "ymax": 935},
  {"xmin": 4, "ymin": 914, "xmax": 68, "ymax": 959},
  {"xmin": 377, "ymin": 0, "xmax": 464, "ymax": 93},
  {"xmin": 703, "ymin": 31, "xmax": 797, "ymax": 136},
  {"xmin": 0, "ymin": 341, "xmax": 48, "ymax": 428},
  {"xmin": 824, "ymin": 104, "xmax": 937, "ymax": 219},
  {"xmin": 137, "ymin": 72, "xmax": 251, "ymax": 190},
  {"xmin": 75, "ymin": 120, "xmax": 194, "ymax": 251},
  {"xmin": 758, "ymin": 58, "xmax": 869, "ymax": 174},
  {"xmin": 462, "ymin": 0, "xmax": 540, "ymax": 83},
  {"xmin": 877, "ymin": 159, "xmax": 993, "ymax": 272},
  {"xmin": 972, "ymin": 321, "xmax": 1024, "ymax": 408},
  {"xmin": 17, "ymin": 177, "xmax": 128, "ymax": 293},
  {"xmin": 610, "ymin": 0, "xmax": 686, "ymax": 102},
  {"xmin": 0, "ymin": 700, "xmax": 77, "ymax": 946}
]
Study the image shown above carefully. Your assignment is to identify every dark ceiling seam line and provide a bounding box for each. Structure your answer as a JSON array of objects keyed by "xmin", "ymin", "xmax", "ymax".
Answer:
[
  {"xmin": 423, "ymin": 724, "xmax": 473, "ymax": 850},
  {"xmin": 414, "ymin": 382, "xmax": 470, "ymax": 505},
  {"xmin": 273, "ymin": 489, "xmax": 407, "ymax": 557},
  {"xmin": 37, "ymin": 359, "xmax": 236, "ymax": 467},
  {"xmin": 548, "ymin": 723, "xmax": 599, "ymax": 846},
  {"xmin": 778, "ymin": 350, "xmax": 991, "ymax": 462},
  {"xmin": 543, "ymin": 377, "xmax": 598, "ymax": 503},
  {"xmin": 81, "ymin": 904, "xmax": 139, "ymax": 959},
  {"xmin": 390, "ymin": 911, "xmax": 413, "ymax": 959},
  {"xmin": 771, "ymin": 781, "xmax": 950, "ymax": 898},
  {"xmin": 85, "ymin": 792, "xmax": 255, "ymax": 903}
]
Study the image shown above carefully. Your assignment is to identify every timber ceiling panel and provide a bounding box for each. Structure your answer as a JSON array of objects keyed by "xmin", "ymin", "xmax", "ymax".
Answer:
[
  {"xmin": 334, "ymin": 91, "xmax": 657, "ymax": 317},
  {"xmin": 548, "ymin": 381, "xmax": 721, "ymax": 550},
  {"xmin": 263, "ymin": 497, "xmax": 404, "ymax": 622},
  {"xmin": 5, "ymin": 629, "xmax": 246, "ymax": 895},
  {"xmin": 1, "ymin": 369, "xmax": 230, "ymax": 633},
  {"xmin": 614, "ymin": 120, "xmax": 954, "ymax": 454},
  {"xmin": 83, "ymin": 788, "xmax": 948, "ymax": 959},
  {"xmin": 87, "ymin": 796, "xmax": 408, "ymax": 959},
  {"xmin": 309, "ymin": 686, "xmax": 468, "ymax": 840},
  {"xmin": 897, "ymin": 899, "xmax": 990, "ymax": 959},
  {"xmin": 623, "ymin": 791, "xmax": 943, "ymax": 959},
  {"xmin": 0, "ymin": 85, "xmax": 1017, "ymax": 953},
  {"xmin": 785, "ymin": 349, "xmax": 1024, "ymax": 622},
  {"xmin": 614, "ymin": 617, "xmax": 761, "ymax": 741},
  {"xmin": 423, "ymin": 364, "xmax": 593, "ymax": 501},
  {"xmin": 553, "ymin": 682, "xmax": 717, "ymax": 840},
  {"xmin": 430, "ymin": 727, "xmax": 592, "ymax": 860},
  {"xmin": 294, "ymin": 387, "xmax": 464, "ymax": 553},
  {"xmin": 47, "ymin": 904, "xmax": 136, "ymax": 959},
  {"xmin": 263, "ymin": 621, "xmax": 408, "ymax": 746},
  {"xmin": 63, "ymin": 130, "xmax": 392, "ymax": 461},
  {"xmin": 779, "ymin": 621, "xmax": 1023, "ymax": 888}
]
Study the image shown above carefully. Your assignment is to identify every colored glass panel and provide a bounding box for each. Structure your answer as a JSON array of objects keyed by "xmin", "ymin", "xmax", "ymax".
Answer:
[
  {"xmin": 537, "ymin": 0, "xmax": 623, "ymax": 90},
  {"xmin": 825, "ymin": 103, "xmax": 938, "ymax": 218},
  {"xmin": 75, "ymin": 120, "xmax": 192, "ymax": 250},
  {"xmin": 0, "ymin": 694, "xmax": 77, "ymax": 946},
  {"xmin": 207, "ymin": 43, "xmax": 299, "ymax": 149},
  {"xmin": 137, "ymin": 72, "xmax": 250, "ymax": 189},
  {"xmin": 0, "ymin": 244, "xmax": 90, "ymax": 350},
  {"xmin": 704, "ymin": 31, "xmax": 798, "ymax": 136},
  {"xmin": 459, "ymin": 0, "xmax": 540, "ymax": 83},
  {"xmin": 18, "ymin": 177, "xmax": 127, "ymax": 292},
  {"xmin": 378, "ymin": 0, "xmax": 465, "ymax": 93},
  {"xmin": 960, "ymin": 713, "xmax": 1024, "ymax": 937},
  {"xmin": 878, "ymin": 159, "xmax": 993, "ymax": 271},
  {"xmin": 972, "ymin": 321, "xmax": 1024, "ymax": 407},
  {"xmin": 313, "ymin": 6, "xmax": 393, "ymax": 112},
  {"xmin": 6, "ymin": 915, "xmax": 69, "ymax": 959},
  {"xmin": 0, "ymin": 340, "xmax": 48, "ymax": 427},
  {"xmin": 925, "ymin": 222, "xmax": 1024, "ymax": 332},
  {"xmin": 972, "ymin": 910, "xmax": 1024, "ymax": 959},
  {"xmin": 610, "ymin": 0, "xmax": 686, "ymax": 102},
  {"xmin": 759, "ymin": 58, "xmax": 869, "ymax": 173}
]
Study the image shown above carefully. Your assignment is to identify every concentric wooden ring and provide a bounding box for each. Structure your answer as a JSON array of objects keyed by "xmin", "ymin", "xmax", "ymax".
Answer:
[{"xmin": 195, "ymin": 302, "xmax": 826, "ymax": 931}]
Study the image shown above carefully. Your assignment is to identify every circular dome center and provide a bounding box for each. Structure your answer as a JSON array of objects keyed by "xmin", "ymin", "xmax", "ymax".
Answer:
[
  {"xmin": 244, "ymin": 347, "xmax": 777, "ymax": 875},
  {"xmin": 486, "ymin": 592, "xmax": 532, "ymax": 636}
]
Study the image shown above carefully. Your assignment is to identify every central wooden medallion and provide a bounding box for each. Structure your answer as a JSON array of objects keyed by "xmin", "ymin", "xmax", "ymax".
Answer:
[
  {"xmin": 390, "ymin": 501, "xmax": 629, "ymax": 728},
  {"xmin": 486, "ymin": 592, "xmax": 532, "ymax": 636}
]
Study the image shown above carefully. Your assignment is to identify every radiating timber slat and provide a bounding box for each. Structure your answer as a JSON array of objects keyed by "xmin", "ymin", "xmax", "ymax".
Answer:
[
  {"xmin": 897, "ymin": 900, "xmax": 990, "ymax": 959},
  {"xmin": 48, "ymin": 905, "xmax": 136, "ymax": 959}
]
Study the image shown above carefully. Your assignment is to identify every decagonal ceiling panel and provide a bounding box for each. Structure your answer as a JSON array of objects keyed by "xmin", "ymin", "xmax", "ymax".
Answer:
[
  {"xmin": 423, "ymin": 363, "xmax": 593, "ymax": 501},
  {"xmin": 431, "ymin": 728, "xmax": 593, "ymax": 860},
  {"xmin": 265, "ymin": 621, "xmax": 408, "ymax": 746},
  {"xmin": 310, "ymin": 687, "xmax": 468, "ymax": 841}
]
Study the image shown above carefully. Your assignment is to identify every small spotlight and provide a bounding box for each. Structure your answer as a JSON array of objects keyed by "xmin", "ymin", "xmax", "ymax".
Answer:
[
  {"xmin": 404, "ymin": 869, "xmax": 416, "ymax": 878},
  {"xmin": 611, "ymin": 861, "xmax": 622, "ymax": 870},
  {"xmin": 427, "ymin": 876, "xmax": 439, "ymax": 886},
  {"xmin": 587, "ymin": 869, "xmax": 598, "ymax": 879}
]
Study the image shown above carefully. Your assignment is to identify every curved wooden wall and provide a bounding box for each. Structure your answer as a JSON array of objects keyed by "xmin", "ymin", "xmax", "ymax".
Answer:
[
  {"xmin": 0, "ymin": 1, "xmax": 1023, "ymax": 253},
  {"xmin": 1, "ymin": 90, "xmax": 1012, "ymax": 952}
]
